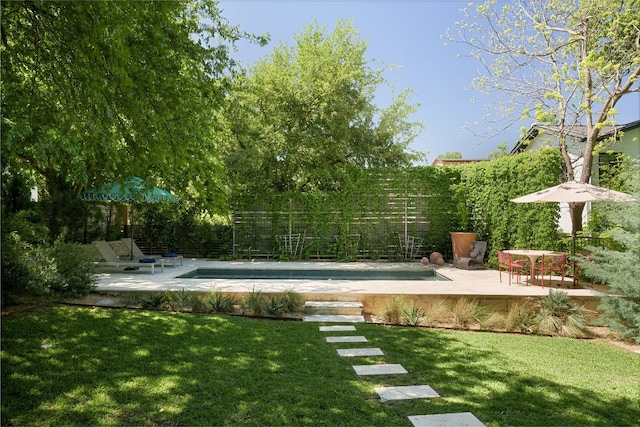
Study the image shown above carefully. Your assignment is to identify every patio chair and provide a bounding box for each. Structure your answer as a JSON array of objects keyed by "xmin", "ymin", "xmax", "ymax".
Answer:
[
  {"xmin": 121, "ymin": 238, "xmax": 183, "ymax": 267},
  {"xmin": 93, "ymin": 240, "xmax": 164, "ymax": 274},
  {"xmin": 497, "ymin": 250, "xmax": 528, "ymax": 286},
  {"xmin": 537, "ymin": 253, "xmax": 568, "ymax": 288},
  {"xmin": 453, "ymin": 240, "xmax": 487, "ymax": 270}
]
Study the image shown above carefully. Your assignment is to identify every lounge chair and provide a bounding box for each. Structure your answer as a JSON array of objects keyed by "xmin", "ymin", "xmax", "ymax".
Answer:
[
  {"xmin": 93, "ymin": 240, "xmax": 164, "ymax": 274},
  {"xmin": 453, "ymin": 240, "xmax": 487, "ymax": 270},
  {"xmin": 121, "ymin": 238, "xmax": 183, "ymax": 267}
]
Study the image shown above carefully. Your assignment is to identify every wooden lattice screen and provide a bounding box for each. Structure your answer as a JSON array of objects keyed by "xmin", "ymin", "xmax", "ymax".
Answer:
[{"xmin": 231, "ymin": 168, "xmax": 461, "ymax": 260}]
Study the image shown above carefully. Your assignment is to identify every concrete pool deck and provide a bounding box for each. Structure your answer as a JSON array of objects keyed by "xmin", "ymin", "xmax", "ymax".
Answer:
[{"xmin": 93, "ymin": 259, "xmax": 604, "ymax": 313}]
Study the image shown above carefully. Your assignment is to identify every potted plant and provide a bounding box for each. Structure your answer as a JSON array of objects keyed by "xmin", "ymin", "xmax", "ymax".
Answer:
[{"xmin": 450, "ymin": 181, "xmax": 477, "ymax": 258}]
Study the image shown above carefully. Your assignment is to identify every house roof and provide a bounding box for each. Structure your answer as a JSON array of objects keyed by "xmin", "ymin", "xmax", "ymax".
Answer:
[{"xmin": 510, "ymin": 119, "xmax": 640, "ymax": 154}]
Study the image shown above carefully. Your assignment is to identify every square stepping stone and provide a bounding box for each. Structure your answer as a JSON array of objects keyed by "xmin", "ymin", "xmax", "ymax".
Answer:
[
  {"xmin": 408, "ymin": 412, "xmax": 485, "ymax": 427},
  {"xmin": 352, "ymin": 364, "xmax": 408, "ymax": 375},
  {"xmin": 325, "ymin": 336, "xmax": 367, "ymax": 343},
  {"xmin": 304, "ymin": 315, "xmax": 365, "ymax": 323},
  {"xmin": 337, "ymin": 348, "xmax": 384, "ymax": 357},
  {"xmin": 319, "ymin": 325, "xmax": 357, "ymax": 332},
  {"xmin": 375, "ymin": 385, "xmax": 440, "ymax": 402}
]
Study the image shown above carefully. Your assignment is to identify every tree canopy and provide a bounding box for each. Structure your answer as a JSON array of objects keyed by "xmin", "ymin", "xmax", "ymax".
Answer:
[
  {"xmin": 1, "ymin": 0, "xmax": 264, "ymax": 214},
  {"xmin": 450, "ymin": 0, "xmax": 640, "ymax": 233},
  {"xmin": 225, "ymin": 19, "xmax": 424, "ymax": 194}
]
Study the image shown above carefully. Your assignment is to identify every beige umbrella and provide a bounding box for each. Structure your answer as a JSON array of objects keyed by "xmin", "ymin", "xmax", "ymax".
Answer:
[
  {"xmin": 511, "ymin": 180, "xmax": 636, "ymax": 253},
  {"xmin": 511, "ymin": 181, "xmax": 636, "ymax": 203}
]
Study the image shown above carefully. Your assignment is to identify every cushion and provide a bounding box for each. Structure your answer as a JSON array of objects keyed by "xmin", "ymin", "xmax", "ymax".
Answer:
[
  {"xmin": 138, "ymin": 258, "xmax": 156, "ymax": 263},
  {"xmin": 162, "ymin": 252, "xmax": 178, "ymax": 257},
  {"xmin": 469, "ymin": 242, "xmax": 482, "ymax": 259}
]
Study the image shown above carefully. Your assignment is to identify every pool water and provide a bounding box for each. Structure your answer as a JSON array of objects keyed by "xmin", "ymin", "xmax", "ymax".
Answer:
[{"xmin": 177, "ymin": 268, "xmax": 449, "ymax": 281}]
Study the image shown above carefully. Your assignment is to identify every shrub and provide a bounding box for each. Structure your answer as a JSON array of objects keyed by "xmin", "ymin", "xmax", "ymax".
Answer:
[
  {"xmin": 167, "ymin": 288, "xmax": 194, "ymax": 312},
  {"xmin": 242, "ymin": 287, "xmax": 264, "ymax": 315},
  {"xmin": 141, "ymin": 292, "xmax": 170, "ymax": 310},
  {"xmin": 263, "ymin": 295, "xmax": 284, "ymax": 316},
  {"xmin": 207, "ymin": 290, "xmax": 236, "ymax": 313},
  {"xmin": 401, "ymin": 301, "xmax": 425, "ymax": 326},
  {"xmin": 451, "ymin": 298, "xmax": 487, "ymax": 329},
  {"xmin": 581, "ymin": 161, "xmax": 640, "ymax": 343},
  {"xmin": 48, "ymin": 236, "xmax": 97, "ymax": 297},
  {"xmin": 421, "ymin": 298, "xmax": 451, "ymax": 327},
  {"xmin": 192, "ymin": 296, "xmax": 213, "ymax": 313},
  {"xmin": 1, "ymin": 219, "xmax": 96, "ymax": 300},
  {"xmin": 504, "ymin": 302, "xmax": 535, "ymax": 333},
  {"xmin": 533, "ymin": 290, "xmax": 591, "ymax": 338},
  {"xmin": 280, "ymin": 289, "xmax": 302, "ymax": 313},
  {"xmin": 379, "ymin": 295, "xmax": 405, "ymax": 324}
]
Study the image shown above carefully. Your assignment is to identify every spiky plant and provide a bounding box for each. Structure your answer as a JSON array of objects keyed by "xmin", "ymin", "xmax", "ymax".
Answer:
[
  {"xmin": 168, "ymin": 288, "xmax": 193, "ymax": 312},
  {"xmin": 263, "ymin": 295, "xmax": 284, "ymax": 316},
  {"xmin": 379, "ymin": 295, "xmax": 405, "ymax": 324},
  {"xmin": 280, "ymin": 289, "xmax": 302, "ymax": 313},
  {"xmin": 207, "ymin": 290, "xmax": 236, "ymax": 313},
  {"xmin": 401, "ymin": 300, "xmax": 425, "ymax": 326},
  {"xmin": 242, "ymin": 286, "xmax": 264, "ymax": 315},
  {"xmin": 451, "ymin": 297, "xmax": 486, "ymax": 329},
  {"xmin": 504, "ymin": 301, "xmax": 535, "ymax": 333},
  {"xmin": 421, "ymin": 298, "xmax": 451, "ymax": 327},
  {"xmin": 140, "ymin": 292, "xmax": 169, "ymax": 310},
  {"xmin": 191, "ymin": 296, "xmax": 213, "ymax": 314},
  {"xmin": 534, "ymin": 290, "xmax": 592, "ymax": 338}
]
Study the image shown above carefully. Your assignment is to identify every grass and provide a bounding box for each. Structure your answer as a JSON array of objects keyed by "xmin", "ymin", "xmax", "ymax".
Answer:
[{"xmin": 2, "ymin": 305, "xmax": 639, "ymax": 426}]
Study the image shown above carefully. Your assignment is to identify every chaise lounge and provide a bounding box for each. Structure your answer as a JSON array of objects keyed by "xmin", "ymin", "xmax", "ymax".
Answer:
[
  {"xmin": 93, "ymin": 240, "xmax": 164, "ymax": 274},
  {"xmin": 120, "ymin": 238, "xmax": 183, "ymax": 267}
]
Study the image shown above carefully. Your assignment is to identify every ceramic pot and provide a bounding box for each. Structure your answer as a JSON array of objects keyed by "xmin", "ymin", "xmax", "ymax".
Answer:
[{"xmin": 450, "ymin": 232, "xmax": 478, "ymax": 259}]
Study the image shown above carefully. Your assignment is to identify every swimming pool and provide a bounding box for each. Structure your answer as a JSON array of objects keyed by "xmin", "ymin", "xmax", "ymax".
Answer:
[{"xmin": 177, "ymin": 268, "xmax": 449, "ymax": 281}]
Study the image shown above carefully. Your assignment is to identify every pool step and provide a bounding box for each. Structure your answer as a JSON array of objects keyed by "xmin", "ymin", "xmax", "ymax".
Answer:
[{"xmin": 304, "ymin": 301, "xmax": 363, "ymax": 316}]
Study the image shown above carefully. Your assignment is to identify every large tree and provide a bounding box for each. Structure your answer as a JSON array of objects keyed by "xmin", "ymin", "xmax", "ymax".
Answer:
[
  {"xmin": 450, "ymin": 0, "xmax": 640, "ymax": 234},
  {"xmin": 1, "ymin": 0, "xmax": 263, "ymax": 215},
  {"xmin": 225, "ymin": 19, "xmax": 424, "ymax": 194}
]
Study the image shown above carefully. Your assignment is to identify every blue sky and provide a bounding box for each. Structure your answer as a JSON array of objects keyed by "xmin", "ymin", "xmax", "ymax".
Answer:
[{"xmin": 219, "ymin": 1, "xmax": 640, "ymax": 163}]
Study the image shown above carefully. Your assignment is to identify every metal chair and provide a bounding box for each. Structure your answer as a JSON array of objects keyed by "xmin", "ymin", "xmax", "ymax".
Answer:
[
  {"xmin": 498, "ymin": 251, "xmax": 528, "ymax": 286},
  {"xmin": 538, "ymin": 253, "xmax": 568, "ymax": 288}
]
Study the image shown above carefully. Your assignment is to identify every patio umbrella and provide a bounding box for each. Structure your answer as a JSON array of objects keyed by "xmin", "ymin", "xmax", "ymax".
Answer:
[
  {"xmin": 511, "ymin": 180, "xmax": 636, "ymax": 252},
  {"xmin": 81, "ymin": 177, "xmax": 178, "ymax": 258},
  {"xmin": 510, "ymin": 181, "xmax": 636, "ymax": 204}
]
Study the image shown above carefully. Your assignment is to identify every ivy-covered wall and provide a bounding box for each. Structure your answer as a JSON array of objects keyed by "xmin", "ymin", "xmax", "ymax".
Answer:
[
  {"xmin": 457, "ymin": 147, "xmax": 563, "ymax": 265},
  {"xmin": 231, "ymin": 148, "xmax": 563, "ymax": 262}
]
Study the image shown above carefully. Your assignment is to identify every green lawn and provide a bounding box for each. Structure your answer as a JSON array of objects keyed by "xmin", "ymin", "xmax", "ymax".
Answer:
[{"xmin": 2, "ymin": 306, "xmax": 638, "ymax": 426}]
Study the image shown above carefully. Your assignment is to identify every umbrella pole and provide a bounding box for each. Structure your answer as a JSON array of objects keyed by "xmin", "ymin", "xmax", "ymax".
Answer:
[{"xmin": 130, "ymin": 203, "xmax": 134, "ymax": 260}]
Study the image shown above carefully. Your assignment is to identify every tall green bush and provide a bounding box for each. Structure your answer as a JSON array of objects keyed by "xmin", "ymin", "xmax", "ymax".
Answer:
[
  {"xmin": 1, "ymin": 212, "xmax": 96, "ymax": 302},
  {"xmin": 581, "ymin": 161, "xmax": 640, "ymax": 343}
]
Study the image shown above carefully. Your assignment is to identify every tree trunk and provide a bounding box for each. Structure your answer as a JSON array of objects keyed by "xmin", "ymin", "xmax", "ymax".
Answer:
[{"xmin": 569, "ymin": 202, "xmax": 586, "ymax": 237}]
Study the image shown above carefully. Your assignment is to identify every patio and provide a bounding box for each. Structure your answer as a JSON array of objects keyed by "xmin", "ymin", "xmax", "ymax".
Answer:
[{"xmin": 93, "ymin": 259, "xmax": 603, "ymax": 314}]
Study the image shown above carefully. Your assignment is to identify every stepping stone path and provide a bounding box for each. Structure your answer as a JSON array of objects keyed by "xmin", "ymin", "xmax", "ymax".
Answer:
[
  {"xmin": 408, "ymin": 412, "xmax": 486, "ymax": 427},
  {"xmin": 375, "ymin": 385, "xmax": 439, "ymax": 402},
  {"xmin": 325, "ymin": 336, "xmax": 367, "ymax": 343},
  {"xmin": 336, "ymin": 348, "xmax": 384, "ymax": 357},
  {"xmin": 353, "ymin": 364, "xmax": 408, "ymax": 375},
  {"xmin": 319, "ymin": 325, "xmax": 357, "ymax": 332},
  {"xmin": 309, "ymin": 300, "xmax": 486, "ymax": 426}
]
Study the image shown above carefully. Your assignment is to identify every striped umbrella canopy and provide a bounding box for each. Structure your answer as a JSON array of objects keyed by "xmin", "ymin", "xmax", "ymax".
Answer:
[
  {"xmin": 81, "ymin": 177, "xmax": 178, "ymax": 259},
  {"xmin": 80, "ymin": 177, "xmax": 178, "ymax": 203}
]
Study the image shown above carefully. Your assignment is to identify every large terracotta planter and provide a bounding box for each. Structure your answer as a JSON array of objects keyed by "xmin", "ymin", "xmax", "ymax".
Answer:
[{"xmin": 450, "ymin": 232, "xmax": 478, "ymax": 259}]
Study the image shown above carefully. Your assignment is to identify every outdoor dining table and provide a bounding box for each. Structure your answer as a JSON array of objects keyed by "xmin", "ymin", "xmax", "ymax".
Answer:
[{"xmin": 503, "ymin": 249, "xmax": 563, "ymax": 286}]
